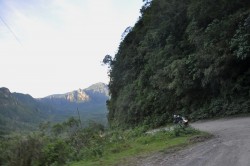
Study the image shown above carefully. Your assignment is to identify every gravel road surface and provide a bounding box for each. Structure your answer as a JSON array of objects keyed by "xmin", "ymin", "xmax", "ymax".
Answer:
[{"xmin": 135, "ymin": 117, "xmax": 250, "ymax": 166}]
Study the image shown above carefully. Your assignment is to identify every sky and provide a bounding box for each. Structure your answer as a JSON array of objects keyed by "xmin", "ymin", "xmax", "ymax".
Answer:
[{"xmin": 0, "ymin": 0, "xmax": 144, "ymax": 98}]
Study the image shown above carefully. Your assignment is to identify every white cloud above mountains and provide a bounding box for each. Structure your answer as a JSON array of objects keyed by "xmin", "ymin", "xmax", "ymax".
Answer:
[{"xmin": 0, "ymin": 0, "xmax": 143, "ymax": 98}]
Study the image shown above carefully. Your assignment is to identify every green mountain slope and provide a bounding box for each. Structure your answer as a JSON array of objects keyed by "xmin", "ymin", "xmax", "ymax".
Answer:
[
  {"xmin": 106, "ymin": 0, "xmax": 250, "ymax": 128},
  {"xmin": 0, "ymin": 88, "xmax": 48, "ymax": 133},
  {"xmin": 0, "ymin": 83, "xmax": 109, "ymax": 134}
]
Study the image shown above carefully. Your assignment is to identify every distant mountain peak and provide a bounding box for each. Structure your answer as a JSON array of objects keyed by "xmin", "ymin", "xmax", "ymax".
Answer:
[
  {"xmin": 0, "ymin": 87, "xmax": 11, "ymax": 94},
  {"xmin": 86, "ymin": 82, "xmax": 109, "ymax": 96},
  {"xmin": 86, "ymin": 82, "xmax": 107, "ymax": 89},
  {"xmin": 44, "ymin": 82, "xmax": 109, "ymax": 103},
  {"xmin": 0, "ymin": 87, "xmax": 12, "ymax": 99}
]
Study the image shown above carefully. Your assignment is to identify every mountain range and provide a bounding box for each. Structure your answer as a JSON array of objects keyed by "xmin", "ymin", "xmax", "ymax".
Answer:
[{"xmin": 0, "ymin": 82, "xmax": 109, "ymax": 134}]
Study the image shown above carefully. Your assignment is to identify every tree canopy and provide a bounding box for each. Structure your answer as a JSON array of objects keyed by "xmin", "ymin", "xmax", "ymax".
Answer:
[{"xmin": 106, "ymin": 0, "xmax": 250, "ymax": 128}]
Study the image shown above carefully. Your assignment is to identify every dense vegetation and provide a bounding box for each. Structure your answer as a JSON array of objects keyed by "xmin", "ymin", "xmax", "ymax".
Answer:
[
  {"xmin": 0, "ymin": 88, "xmax": 50, "ymax": 134},
  {"xmin": 0, "ymin": 117, "xmax": 104, "ymax": 166},
  {"xmin": 105, "ymin": 0, "xmax": 250, "ymax": 128},
  {"xmin": 0, "ymin": 117, "xmax": 202, "ymax": 166}
]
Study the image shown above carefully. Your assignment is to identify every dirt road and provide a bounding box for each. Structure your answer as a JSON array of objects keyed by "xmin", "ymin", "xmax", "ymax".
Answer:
[{"xmin": 135, "ymin": 117, "xmax": 250, "ymax": 166}]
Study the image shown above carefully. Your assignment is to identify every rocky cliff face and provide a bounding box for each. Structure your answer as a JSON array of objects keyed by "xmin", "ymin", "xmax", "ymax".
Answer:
[
  {"xmin": 66, "ymin": 89, "xmax": 90, "ymax": 102},
  {"xmin": 50, "ymin": 89, "xmax": 90, "ymax": 103},
  {"xmin": 44, "ymin": 82, "xmax": 109, "ymax": 103}
]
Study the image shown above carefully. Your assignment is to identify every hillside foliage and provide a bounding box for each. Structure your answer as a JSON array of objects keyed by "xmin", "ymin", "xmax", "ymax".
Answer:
[
  {"xmin": 0, "ymin": 116, "xmax": 200, "ymax": 166},
  {"xmin": 105, "ymin": 0, "xmax": 250, "ymax": 128},
  {"xmin": 0, "ymin": 117, "xmax": 105, "ymax": 166}
]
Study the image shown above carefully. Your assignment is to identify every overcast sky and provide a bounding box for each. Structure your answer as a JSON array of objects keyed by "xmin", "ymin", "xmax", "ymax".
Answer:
[{"xmin": 0, "ymin": 0, "xmax": 143, "ymax": 98}]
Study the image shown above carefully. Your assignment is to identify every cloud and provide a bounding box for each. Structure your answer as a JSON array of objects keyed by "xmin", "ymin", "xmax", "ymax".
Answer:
[{"xmin": 0, "ymin": 0, "xmax": 143, "ymax": 97}]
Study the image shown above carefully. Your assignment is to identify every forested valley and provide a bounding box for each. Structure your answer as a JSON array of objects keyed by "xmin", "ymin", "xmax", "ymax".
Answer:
[
  {"xmin": 1, "ymin": 0, "xmax": 250, "ymax": 165},
  {"xmin": 105, "ymin": 0, "xmax": 250, "ymax": 128}
]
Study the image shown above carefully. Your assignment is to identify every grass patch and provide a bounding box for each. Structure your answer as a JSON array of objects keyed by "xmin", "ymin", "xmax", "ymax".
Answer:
[{"xmin": 70, "ymin": 126, "xmax": 207, "ymax": 166}]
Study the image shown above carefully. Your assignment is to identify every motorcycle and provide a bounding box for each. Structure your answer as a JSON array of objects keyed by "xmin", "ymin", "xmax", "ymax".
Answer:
[{"xmin": 173, "ymin": 115, "xmax": 189, "ymax": 127}]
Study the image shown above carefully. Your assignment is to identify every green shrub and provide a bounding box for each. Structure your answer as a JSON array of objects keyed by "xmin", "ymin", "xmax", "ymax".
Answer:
[
  {"xmin": 171, "ymin": 126, "xmax": 198, "ymax": 137},
  {"xmin": 42, "ymin": 139, "xmax": 72, "ymax": 166}
]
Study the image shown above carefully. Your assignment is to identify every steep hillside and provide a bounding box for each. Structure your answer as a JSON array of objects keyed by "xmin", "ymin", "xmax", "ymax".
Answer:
[
  {"xmin": 0, "ymin": 88, "xmax": 48, "ymax": 133},
  {"xmin": 106, "ymin": 0, "xmax": 250, "ymax": 128}
]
